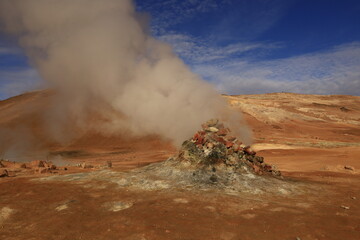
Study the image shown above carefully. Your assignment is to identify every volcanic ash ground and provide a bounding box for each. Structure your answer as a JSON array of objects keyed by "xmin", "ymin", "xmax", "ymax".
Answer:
[{"xmin": 39, "ymin": 119, "xmax": 306, "ymax": 195}]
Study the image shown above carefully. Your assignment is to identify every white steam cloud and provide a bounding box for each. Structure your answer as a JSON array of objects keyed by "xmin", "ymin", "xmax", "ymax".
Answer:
[{"xmin": 0, "ymin": 0, "xmax": 251, "ymax": 146}]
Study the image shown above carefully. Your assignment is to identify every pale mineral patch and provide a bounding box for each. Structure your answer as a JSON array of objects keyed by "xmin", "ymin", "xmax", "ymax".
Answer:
[{"xmin": 0, "ymin": 207, "xmax": 14, "ymax": 224}]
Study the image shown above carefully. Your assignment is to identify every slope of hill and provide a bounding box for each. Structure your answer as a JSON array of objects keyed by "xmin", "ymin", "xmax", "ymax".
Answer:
[
  {"xmin": 1, "ymin": 90, "xmax": 360, "ymax": 240},
  {"xmin": 1, "ymin": 90, "xmax": 360, "ymax": 171}
]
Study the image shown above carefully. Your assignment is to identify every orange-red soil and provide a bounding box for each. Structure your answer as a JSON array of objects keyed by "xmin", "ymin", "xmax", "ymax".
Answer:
[{"xmin": 1, "ymin": 91, "xmax": 360, "ymax": 240}]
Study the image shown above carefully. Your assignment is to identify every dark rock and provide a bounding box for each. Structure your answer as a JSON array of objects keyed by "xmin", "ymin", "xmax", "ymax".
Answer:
[
  {"xmin": 0, "ymin": 169, "xmax": 8, "ymax": 177},
  {"xmin": 344, "ymin": 165, "xmax": 355, "ymax": 171},
  {"xmin": 107, "ymin": 161, "xmax": 113, "ymax": 168}
]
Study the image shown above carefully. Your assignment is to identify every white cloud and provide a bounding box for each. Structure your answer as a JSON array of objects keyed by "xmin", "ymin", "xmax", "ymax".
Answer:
[
  {"xmin": 137, "ymin": 0, "xmax": 227, "ymax": 34},
  {"xmin": 159, "ymin": 33, "xmax": 280, "ymax": 63},
  {"xmin": 193, "ymin": 42, "xmax": 360, "ymax": 96}
]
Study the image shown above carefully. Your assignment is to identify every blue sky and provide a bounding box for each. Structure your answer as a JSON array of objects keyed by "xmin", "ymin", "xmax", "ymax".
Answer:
[{"xmin": 1, "ymin": 0, "xmax": 360, "ymax": 99}]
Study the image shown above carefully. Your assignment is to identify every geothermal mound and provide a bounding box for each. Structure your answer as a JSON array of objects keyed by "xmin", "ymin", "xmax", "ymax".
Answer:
[
  {"xmin": 40, "ymin": 120, "xmax": 303, "ymax": 195},
  {"xmin": 125, "ymin": 119, "xmax": 301, "ymax": 195},
  {"xmin": 174, "ymin": 119, "xmax": 281, "ymax": 179}
]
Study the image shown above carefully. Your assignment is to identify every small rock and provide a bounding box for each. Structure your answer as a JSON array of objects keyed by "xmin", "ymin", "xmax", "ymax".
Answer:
[
  {"xmin": 296, "ymin": 237, "xmax": 301, "ymax": 240},
  {"xmin": 206, "ymin": 142, "xmax": 214, "ymax": 149},
  {"xmin": 351, "ymin": 196, "xmax": 356, "ymax": 200},
  {"xmin": 226, "ymin": 136, "xmax": 236, "ymax": 141},
  {"xmin": 106, "ymin": 161, "xmax": 112, "ymax": 168},
  {"xmin": 30, "ymin": 160, "xmax": 45, "ymax": 168},
  {"xmin": 205, "ymin": 119, "xmax": 219, "ymax": 127},
  {"xmin": 225, "ymin": 141, "xmax": 234, "ymax": 148},
  {"xmin": 344, "ymin": 165, "xmax": 355, "ymax": 171},
  {"xmin": 217, "ymin": 128, "xmax": 228, "ymax": 136},
  {"xmin": 209, "ymin": 174, "xmax": 218, "ymax": 182},
  {"xmin": 341, "ymin": 205, "xmax": 350, "ymax": 210},
  {"xmin": 340, "ymin": 106, "xmax": 350, "ymax": 112},
  {"xmin": 107, "ymin": 201, "xmax": 133, "ymax": 212},
  {"xmin": 208, "ymin": 127, "xmax": 219, "ymax": 133},
  {"xmin": 173, "ymin": 198, "xmax": 189, "ymax": 204},
  {"xmin": 0, "ymin": 169, "xmax": 9, "ymax": 177},
  {"xmin": 80, "ymin": 162, "xmax": 93, "ymax": 169},
  {"xmin": 55, "ymin": 204, "xmax": 68, "ymax": 211},
  {"xmin": 244, "ymin": 146, "xmax": 256, "ymax": 155}
]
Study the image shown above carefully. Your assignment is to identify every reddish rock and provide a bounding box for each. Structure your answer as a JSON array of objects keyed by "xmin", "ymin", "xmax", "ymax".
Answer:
[
  {"xmin": 225, "ymin": 141, "xmax": 234, "ymax": 148},
  {"xmin": 217, "ymin": 128, "xmax": 229, "ymax": 136},
  {"xmin": 232, "ymin": 144, "xmax": 239, "ymax": 152},
  {"xmin": 193, "ymin": 132, "xmax": 205, "ymax": 145},
  {"xmin": 226, "ymin": 136, "xmax": 236, "ymax": 141},
  {"xmin": 29, "ymin": 160, "xmax": 45, "ymax": 168},
  {"xmin": 43, "ymin": 162, "xmax": 56, "ymax": 170},
  {"xmin": 213, "ymin": 136, "xmax": 227, "ymax": 145},
  {"xmin": 263, "ymin": 164, "xmax": 272, "ymax": 171},
  {"xmin": 244, "ymin": 146, "xmax": 256, "ymax": 155},
  {"xmin": 253, "ymin": 165, "xmax": 262, "ymax": 175}
]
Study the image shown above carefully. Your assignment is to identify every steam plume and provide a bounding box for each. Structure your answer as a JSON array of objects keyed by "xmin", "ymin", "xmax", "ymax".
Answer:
[{"xmin": 0, "ymin": 0, "xmax": 251, "ymax": 146}]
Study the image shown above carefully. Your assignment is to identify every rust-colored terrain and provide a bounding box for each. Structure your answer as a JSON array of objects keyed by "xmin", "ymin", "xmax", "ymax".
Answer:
[{"xmin": 1, "ymin": 91, "xmax": 360, "ymax": 240}]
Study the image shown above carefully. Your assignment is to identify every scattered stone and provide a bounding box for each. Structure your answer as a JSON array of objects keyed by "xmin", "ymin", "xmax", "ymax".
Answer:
[
  {"xmin": 173, "ymin": 198, "xmax": 189, "ymax": 204},
  {"xmin": 55, "ymin": 204, "xmax": 68, "ymax": 211},
  {"xmin": 29, "ymin": 160, "xmax": 45, "ymax": 168},
  {"xmin": 107, "ymin": 161, "xmax": 113, "ymax": 168},
  {"xmin": 341, "ymin": 205, "xmax": 350, "ymax": 210},
  {"xmin": 340, "ymin": 106, "xmax": 350, "ymax": 112},
  {"xmin": 208, "ymin": 127, "xmax": 219, "ymax": 133},
  {"xmin": 205, "ymin": 118, "xmax": 219, "ymax": 127},
  {"xmin": 80, "ymin": 162, "xmax": 94, "ymax": 169},
  {"xmin": 0, "ymin": 169, "xmax": 9, "ymax": 178},
  {"xmin": 295, "ymin": 237, "xmax": 301, "ymax": 240},
  {"xmin": 0, "ymin": 161, "xmax": 4, "ymax": 168},
  {"xmin": 106, "ymin": 201, "xmax": 133, "ymax": 212},
  {"xmin": 351, "ymin": 196, "xmax": 356, "ymax": 200},
  {"xmin": 344, "ymin": 165, "xmax": 355, "ymax": 171}
]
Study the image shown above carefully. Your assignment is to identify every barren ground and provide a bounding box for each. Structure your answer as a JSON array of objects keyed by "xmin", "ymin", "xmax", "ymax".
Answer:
[{"xmin": 1, "ymin": 91, "xmax": 360, "ymax": 240}]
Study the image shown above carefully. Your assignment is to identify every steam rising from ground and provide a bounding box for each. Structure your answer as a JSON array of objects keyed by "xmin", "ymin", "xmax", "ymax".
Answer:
[{"xmin": 0, "ymin": 0, "xmax": 251, "ymax": 146}]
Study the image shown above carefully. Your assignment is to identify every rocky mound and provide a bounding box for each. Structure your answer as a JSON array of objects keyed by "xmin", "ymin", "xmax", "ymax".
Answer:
[
  {"xmin": 99, "ymin": 119, "xmax": 302, "ymax": 195},
  {"xmin": 38, "ymin": 120, "xmax": 304, "ymax": 195},
  {"xmin": 176, "ymin": 119, "xmax": 281, "ymax": 178}
]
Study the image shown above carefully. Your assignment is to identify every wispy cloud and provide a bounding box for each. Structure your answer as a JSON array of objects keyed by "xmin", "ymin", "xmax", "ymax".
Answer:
[
  {"xmin": 192, "ymin": 42, "xmax": 360, "ymax": 96},
  {"xmin": 159, "ymin": 33, "xmax": 281, "ymax": 63},
  {"xmin": 137, "ymin": 0, "xmax": 229, "ymax": 34}
]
